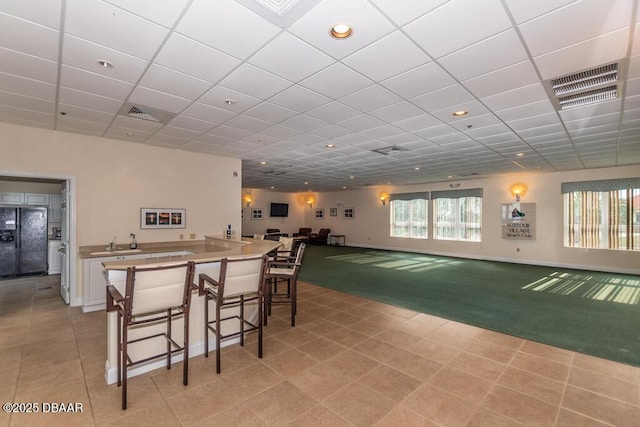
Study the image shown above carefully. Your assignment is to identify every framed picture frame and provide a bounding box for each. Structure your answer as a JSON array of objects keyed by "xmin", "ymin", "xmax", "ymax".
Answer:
[
  {"xmin": 315, "ymin": 208, "xmax": 324, "ymax": 219},
  {"xmin": 344, "ymin": 207, "xmax": 354, "ymax": 219},
  {"xmin": 140, "ymin": 208, "xmax": 186, "ymax": 229},
  {"xmin": 330, "ymin": 208, "xmax": 338, "ymax": 217},
  {"xmin": 251, "ymin": 208, "xmax": 263, "ymax": 220}
]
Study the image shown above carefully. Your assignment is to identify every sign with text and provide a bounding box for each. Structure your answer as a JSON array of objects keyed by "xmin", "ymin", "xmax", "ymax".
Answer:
[{"xmin": 501, "ymin": 202, "xmax": 536, "ymax": 240}]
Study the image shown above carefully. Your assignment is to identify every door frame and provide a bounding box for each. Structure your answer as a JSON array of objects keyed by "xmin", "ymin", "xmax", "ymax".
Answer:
[{"xmin": 0, "ymin": 170, "xmax": 77, "ymax": 306}]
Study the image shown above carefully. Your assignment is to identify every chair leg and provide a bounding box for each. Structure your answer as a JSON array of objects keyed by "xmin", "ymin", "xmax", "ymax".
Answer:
[
  {"xmin": 215, "ymin": 300, "xmax": 221, "ymax": 374},
  {"xmin": 204, "ymin": 295, "xmax": 209, "ymax": 357},
  {"xmin": 240, "ymin": 296, "xmax": 244, "ymax": 347},
  {"xmin": 166, "ymin": 309, "xmax": 172, "ymax": 370},
  {"xmin": 258, "ymin": 294, "xmax": 263, "ymax": 359},
  {"xmin": 116, "ymin": 312, "xmax": 122, "ymax": 387},
  {"xmin": 122, "ymin": 323, "xmax": 128, "ymax": 410},
  {"xmin": 291, "ymin": 278, "xmax": 297, "ymax": 327},
  {"xmin": 183, "ymin": 311, "xmax": 189, "ymax": 386},
  {"xmin": 264, "ymin": 279, "xmax": 271, "ymax": 326}
]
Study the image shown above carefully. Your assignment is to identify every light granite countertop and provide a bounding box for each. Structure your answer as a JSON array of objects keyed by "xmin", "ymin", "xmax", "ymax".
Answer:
[{"xmin": 78, "ymin": 235, "xmax": 281, "ymax": 270}]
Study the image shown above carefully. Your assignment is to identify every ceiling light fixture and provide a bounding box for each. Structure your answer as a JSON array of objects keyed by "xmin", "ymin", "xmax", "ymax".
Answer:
[
  {"xmin": 330, "ymin": 23, "xmax": 353, "ymax": 39},
  {"xmin": 97, "ymin": 60, "xmax": 113, "ymax": 68},
  {"xmin": 452, "ymin": 110, "xmax": 468, "ymax": 117},
  {"xmin": 224, "ymin": 99, "xmax": 235, "ymax": 105},
  {"xmin": 260, "ymin": 161, "xmax": 267, "ymax": 165},
  {"xmin": 326, "ymin": 144, "xmax": 335, "ymax": 148}
]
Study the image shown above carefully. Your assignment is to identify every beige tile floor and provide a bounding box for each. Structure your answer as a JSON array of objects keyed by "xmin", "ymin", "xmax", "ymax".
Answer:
[{"xmin": 1, "ymin": 275, "xmax": 639, "ymax": 426}]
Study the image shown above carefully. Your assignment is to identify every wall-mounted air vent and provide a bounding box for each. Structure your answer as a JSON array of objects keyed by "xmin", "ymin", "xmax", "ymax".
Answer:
[
  {"xmin": 117, "ymin": 103, "xmax": 176, "ymax": 124},
  {"xmin": 544, "ymin": 61, "xmax": 625, "ymax": 111}
]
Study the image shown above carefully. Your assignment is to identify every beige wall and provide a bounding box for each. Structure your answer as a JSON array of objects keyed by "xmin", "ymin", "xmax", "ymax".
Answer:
[
  {"xmin": 244, "ymin": 165, "xmax": 640, "ymax": 274},
  {"xmin": 0, "ymin": 122, "xmax": 242, "ymax": 300}
]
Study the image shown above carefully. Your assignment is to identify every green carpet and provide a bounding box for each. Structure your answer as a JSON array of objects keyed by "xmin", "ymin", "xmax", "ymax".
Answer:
[{"xmin": 299, "ymin": 245, "xmax": 640, "ymax": 367}]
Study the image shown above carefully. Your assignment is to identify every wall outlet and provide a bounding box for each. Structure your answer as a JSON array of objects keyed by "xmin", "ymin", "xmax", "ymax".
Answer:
[
  {"xmin": 179, "ymin": 234, "xmax": 184, "ymax": 240},
  {"xmin": 190, "ymin": 233, "xmax": 196, "ymax": 239}
]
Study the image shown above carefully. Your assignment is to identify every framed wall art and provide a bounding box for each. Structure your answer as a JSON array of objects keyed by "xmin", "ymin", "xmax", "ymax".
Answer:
[
  {"xmin": 344, "ymin": 207, "xmax": 354, "ymax": 219},
  {"xmin": 330, "ymin": 208, "xmax": 338, "ymax": 216},
  {"xmin": 141, "ymin": 208, "xmax": 186, "ymax": 229},
  {"xmin": 315, "ymin": 208, "xmax": 324, "ymax": 219},
  {"xmin": 251, "ymin": 208, "xmax": 263, "ymax": 220}
]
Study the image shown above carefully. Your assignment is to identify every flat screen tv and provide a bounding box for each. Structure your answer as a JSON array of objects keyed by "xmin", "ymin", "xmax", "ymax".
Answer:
[{"xmin": 270, "ymin": 202, "xmax": 289, "ymax": 217}]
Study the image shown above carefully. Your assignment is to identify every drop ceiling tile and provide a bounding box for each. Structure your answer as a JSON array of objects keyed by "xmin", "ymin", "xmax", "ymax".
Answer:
[
  {"xmin": 243, "ymin": 102, "xmax": 298, "ymax": 122},
  {"xmin": 198, "ymin": 86, "xmax": 261, "ymax": 114},
  {"xmin": 177, "ymin": 0, "xmax": 279, "ymax": 60},
  {"xmin": 403, "ymin": 0, "xmax": 511, "ymax": 58},
  {"xmin": 279, "ymin": 115, "xmax": 328, "ymax": 132},
  {"xmin": 564, "ymin": 113, "xmax": 621, "ymax": 132},
  {"xmin": 494, "ymin": 99, "xmax": 555, "ymax": 122},
  {"xmin": 154, "ymin": 34, "xmax": 241, "ymax": 84},
  {"xmin": 268, "ymin": 85, "xmax": 331, "ymax": 113},
  {"xmin": 439, "ymin": 29, "xmax": 528, "ymax": 82},
  {"xmin": 369, "ymin": 101, "xmax": 425, "ymax": 123},
  {"xmin": 145, "ymin": 134, "xmax": 189, "ymax": 148},
  {"xmin": 336, "ymin": 114, "xmax": 386, "ymax": 132},
  {"xmin": 300, "ymin": 62, "xmax": 372, "ymax": 99},
  {"xmin": 0, "ymin": 72, "xmax": 56, "ymax": 100},
  {"xmin": 358, "ymin": 124, "xmax": 403, "ymax": 139},
  {"xmin": 57, "ymin": 103, "xmax": 114, "ymax": 123},
  {"xmin": 430, "ymin": 100, "xmax": 491, "ymax": 123},
  {"xmin": 625, "ymin": 75, "xmax": 640, "ymax": 97},
  {"xmin": 506, "ymin": 112, "xmax": 561, "ymax": 131},
  {"xmin": 0, "ymin": 48, "xmax": 57, "ymax": 84},
  {"xmin": 155, "ymin": 126, "xmax": 201, "ymax": 140},
  {"xmin": 370, "ymin": 0, "xmax": 448, "ymax": 27},
  {"xmin": 339, "ymin": 85, "xmax": 402, "ymax": 113},
  {"xmin": 381, "ymin": 62, "xmax": 455, "ymax": 99},
  {"xmin": 504, "ymin": 0, "xmax": 576, "ymax": 24},
  {"xmin": 258, "ymin": 124, "xmax": 304, "ymax": 139},
  {"xmin": 558, "ymin": 99, "xmax": 622, "ymax": 121},
  {"xmin": 392, "ymin": 113, "xmax": 442, "ymax": 132},
  {"xmin": 249, "ymin": 32, "xmax": 334, "ymax": 82},
  {"xmin": 181, "ymin": 102, "xmax": 237, "ymax": 124},
  {"xmin": 128, "ymin": 86, "xmax": 191, "ymax": 114},
  {"xmin": 104, "ymin": 124, "xmax": 156, "ymax": 142},
  {"xmin": 109, "ymin": 115, "xmax": 164, "ymax": 133},
  {"xmin": 65, "ymin": 0, "xmax": 168, "ymax": 60},
  {"xmin": 534, "ymin": 28, "xmax": 630, "ymax": 80},
  {"xmin": 0, "ymin": 0, "xmax": 62, "ymax": 29},
  {"xmin": 168, "ymin": 115, "xmax": 216, "ymax": 133},
  {"xmin": 58, "ymin": 87, "xmax": 122, "ymax": 113},
  {"xmin": 463, "ymin": 122, "xmax": 513, "ymax": 138},
  {"xmin": 224, "ymin": 115, "xmax": 273, "ymax": 133},
  {"xmin": 0, "ymin": 91, "xmax": 54, "ymax": 114},
  {"xmin": 219, "ymin": 63, "xmax": 292, "ymax": 100},
  {"xmin": 139, "ymin": 64, "xmax": 210, "ymax": 100},
  {"xmin": 466, "ymin": 61, "xmax": 540, "ymax": 100},
  {"xmin": 410, "ymin": 84, "xmax": 474, "ymax": 113},
  {"xmin": 518, "ymin": 0, "xmax": 632, "ymax": 57},
  {"xmin": 309, "ymin": 124, "xmax": 351, "ymax": 139},
  {"xmin": 481, "ymin": 83, "xmax": 548, "ymax": 111},
  {"xmin": 342, "ymin": 31, "xmax": 431, "ymax": 82},
  {"xmin": 289, "ymin": 0, "xmax": 395, "ymax": 60},
  {"xmin": 413, "ymin": 123, "xmax": 457, "ymax": 140},
  {"xmin": 306, "ymin": 101, "xmax": 360, "ymax": 122},
  {"xmin": 517, "ymin": 122, "xmax": 565, "ymax": 138},
  {"xmin": 208, "ymin": 124, "xmax": 253, "ymax": 140},
  {"xmin": 62, "ymin": 35, "xmax": 149, "ymax": 83},
  {"xmin": 60, "ymin": 65, "xmax": 133, "ymax": 100},
  {"xmin": 0, "ymin": 13, "xmax": 59, "ymax": 61},
  {"xmin": 103, "ymin": 0, "xmax": 190, "ymax": 28}
]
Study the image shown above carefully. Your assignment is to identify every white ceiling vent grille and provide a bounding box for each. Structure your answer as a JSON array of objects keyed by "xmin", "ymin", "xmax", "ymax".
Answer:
[
  {"xmin": 545, "ymin": 61, "xmax": 624, "ymax": 111},
  {"xmin": 117, "ymin": 103, "xmax": 176, "ymax": 124},
  {"xmin": 373, "ymin": 145, "xmax": 409, "ymax": 155}
]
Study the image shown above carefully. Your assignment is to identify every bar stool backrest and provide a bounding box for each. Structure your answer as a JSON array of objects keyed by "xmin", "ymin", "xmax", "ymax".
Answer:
[
  {"xmin": 126, "ymin": 263, "xmax": 194, "ymax": 316},
  {"xmin": 218, "ymin": 255, "xmax": 267, "ymax": 299}
]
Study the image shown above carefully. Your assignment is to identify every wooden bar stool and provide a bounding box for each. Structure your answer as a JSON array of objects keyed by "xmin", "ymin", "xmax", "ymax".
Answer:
[{"xmin": 264, "ymin": 243, "xmax": 306, "ymax": 327}]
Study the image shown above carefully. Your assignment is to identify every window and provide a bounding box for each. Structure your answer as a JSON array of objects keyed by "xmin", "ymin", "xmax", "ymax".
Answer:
[
  {"xmin": 390, "ymin": 192, "xmax": 428, "ymax": 238},
  {"xmin": 563, "ymin": 178, "xmax": 640, "ymax": 250},
  {"xmin": 432, "ymin": 189, "xmax": 482, "ymax": 241}
]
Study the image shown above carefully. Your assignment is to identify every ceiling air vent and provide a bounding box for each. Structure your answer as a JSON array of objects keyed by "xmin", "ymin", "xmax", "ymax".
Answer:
[
  {"xmin": 373, "ymin": 145, "xmax": 409, "ymax": 155},
  {"xmin": 545, "ymin": 61, "xmax": 625, "ymax": 111},
  {"xmin": 117, "ymin": 103, "xmax": 176, "ymax": 124}
]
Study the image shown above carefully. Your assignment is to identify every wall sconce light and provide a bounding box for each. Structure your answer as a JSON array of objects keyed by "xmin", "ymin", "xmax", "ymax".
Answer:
[
  {"xmin": 244, "ymin": 195, "xmax": 252, "ymax": 207},
  {"xmin": 509, "ymin": 183, "xmax": 528, "ymax": 202},
  {"xmin": 306, "ymin": 199, "xmax": 313, "ymax": 208},
  {"xmin": 379, "ymin": 192, "xmax": 389, "ymax": 205}
]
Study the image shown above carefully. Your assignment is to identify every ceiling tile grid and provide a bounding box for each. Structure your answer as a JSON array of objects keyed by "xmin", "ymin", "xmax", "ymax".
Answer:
[{"xmin": 0, "ymin": 0, "xmax": 637, "ymax": 191}]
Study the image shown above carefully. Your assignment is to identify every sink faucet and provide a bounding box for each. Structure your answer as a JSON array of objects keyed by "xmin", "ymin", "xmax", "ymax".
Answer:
[{"xmin": 109, "ymin": 236, "xmax": 117, "ymax": 251}]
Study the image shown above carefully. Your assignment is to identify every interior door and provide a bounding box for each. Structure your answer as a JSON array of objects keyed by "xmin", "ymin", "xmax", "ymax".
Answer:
[{"xmin": 59, "ymin": 182, "xmax": 70, "ymax": 304}]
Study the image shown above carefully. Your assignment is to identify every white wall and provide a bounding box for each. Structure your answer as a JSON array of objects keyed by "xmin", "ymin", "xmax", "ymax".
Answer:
[
  {"xmin": 240, "ymin": 190, "xmax": 308, "ymax": 236},
  {"xmin": 244, "ymin": 165, "xmax": 640, "ymax": 274},
  {"xmin": 0, "ymin": 122, "xmax": 242, "ymax": 299}
]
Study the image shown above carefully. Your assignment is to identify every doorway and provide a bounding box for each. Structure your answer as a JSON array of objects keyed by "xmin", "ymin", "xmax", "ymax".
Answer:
[{"xmin": 0, "ymin": 173, "xmax": 76, "ymax": 306}]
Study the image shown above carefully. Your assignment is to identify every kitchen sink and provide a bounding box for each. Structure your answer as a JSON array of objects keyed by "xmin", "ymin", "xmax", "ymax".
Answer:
[{"xmin": 89, "ymin": 249, "xmax": 143, "ymax": 256}]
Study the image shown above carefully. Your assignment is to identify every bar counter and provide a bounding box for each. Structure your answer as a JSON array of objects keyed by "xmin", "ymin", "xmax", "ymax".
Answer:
[{"xmin": 99, "ymin": 235, "xmax": 281, "ymax": 384}]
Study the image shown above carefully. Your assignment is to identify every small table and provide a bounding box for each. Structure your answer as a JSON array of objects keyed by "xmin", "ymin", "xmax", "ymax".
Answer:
[{"xmin": 329, "ymin": 234, "xmax": 345, "ymax": 246}]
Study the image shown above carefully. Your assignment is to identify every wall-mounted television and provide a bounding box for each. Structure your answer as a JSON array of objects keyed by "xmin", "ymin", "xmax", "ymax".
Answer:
[{"xmin": 270, "ymin": 202, "xmax": 289, "ymax": 217}]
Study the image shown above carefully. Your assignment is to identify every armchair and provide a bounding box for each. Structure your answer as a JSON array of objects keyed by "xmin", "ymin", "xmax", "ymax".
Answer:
[
  {"xmin": 293, "ymin": 227, "xmax": 312, "ymax": 240},
  {"xmin": 309, "ymin": 228, "xmax": 331, "ymax": 245}
]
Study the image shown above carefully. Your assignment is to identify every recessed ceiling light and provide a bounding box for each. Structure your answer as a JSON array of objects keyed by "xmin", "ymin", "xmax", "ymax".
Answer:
[
  {"xmin": 260, "ymin": 161, "xmax": 267, "ymax": 165},
  {"xmin": 342, "ymin": 186, "xmax": 347, "ymax": 189},
  {"xmin": 270, "ymin": 186, "xmax": 275, "ymax": 189},
  {"xmin": 97, "ymin": 60, "xmax": 113, "ymax": 68},
  {"xmin": 414, "ymin": 167, "xmax": 420, "ymax": 170},
  {"xmin": 304, "ymin": 181, "xmax": 308, "ymax": 185},
  {"xmin": 330, "ymin": 23, "xmax": 353, "ymax": 39},
  {"xmin": 350, "ymin": 175, "xmax": 355, "ymax": 179},
  {"xmin": 516, "ymin": 153, "xmax": 524, "ymax": 157},
  {"xmin": 326, "ymin": 144, "xmax": 335, "ymax": 148},
  {"xmin": 124, "ymin": 131, "xmax": 134, "ymax": 136},
  {"xmin": 224, "ymin": 99, "xmax": 235, "ymax": 105},
  {"xmin": 452, "ymin": 110, "xmax": 468, "ymax": 117}
]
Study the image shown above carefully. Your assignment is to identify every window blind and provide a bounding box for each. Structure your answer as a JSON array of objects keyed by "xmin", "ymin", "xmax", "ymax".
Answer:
[
  {"xmin": 561, "ymin": 178, "xmax": 640, "ymax": 194},
  {"xmin": 431, "ymin": 188, "xmax": 483, "ymax": 199},
  {"xmin": 389, "ymin": 192, "xmax": 430, "ymax": 201}
]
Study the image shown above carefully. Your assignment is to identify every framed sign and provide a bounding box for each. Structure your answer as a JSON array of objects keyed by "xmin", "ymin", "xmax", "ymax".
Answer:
[
  {"xmin": 501, "ymin": 202, "xmax": 536, "ymax": 240},
  {"xmin": 141, "ymin": 208, "xmax": 186, "ymax": 229}
]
